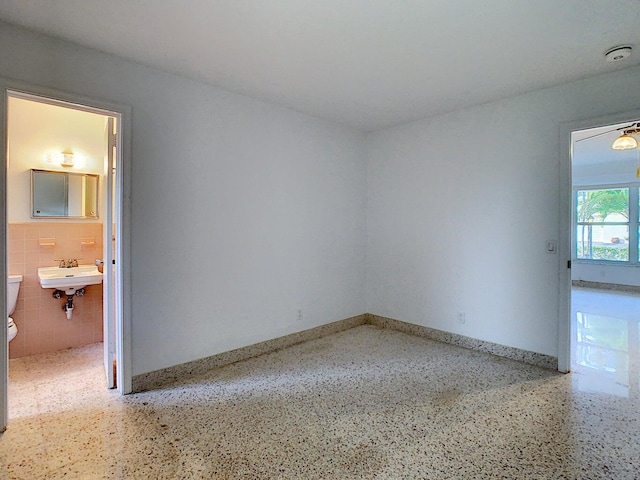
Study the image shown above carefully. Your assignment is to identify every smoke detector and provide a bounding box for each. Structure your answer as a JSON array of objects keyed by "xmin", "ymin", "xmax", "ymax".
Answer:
[{"xmin": 605, "ymin": 45, "xmax": 632, "ymax": 62}]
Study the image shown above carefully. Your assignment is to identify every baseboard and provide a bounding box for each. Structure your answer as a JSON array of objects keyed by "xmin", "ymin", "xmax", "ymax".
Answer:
[
  {"xmin": 131, "ymin": 314, "xmax": 368, "ymax": 393},
  {"xmin": 572, "ymin": 280, "xmax": 640, "ymax": 294},
  {"xmin": 366, "ymin": 314, "xmax": 558, "ymax": 370},
  {"xmin": 132, "ymin": 312, "xmax": 558, "ymax": 392}
]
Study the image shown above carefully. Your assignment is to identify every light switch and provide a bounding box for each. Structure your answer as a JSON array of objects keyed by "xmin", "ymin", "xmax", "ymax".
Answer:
[{"xmin": 546, "ymin": 240, "xmax": 557, "ymax": 254}]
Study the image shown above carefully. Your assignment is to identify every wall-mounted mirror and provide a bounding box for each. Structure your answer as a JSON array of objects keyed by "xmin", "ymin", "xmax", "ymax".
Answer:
[{"xmin": 31, "ymin": 169, "xmax": 99, "ymax": 218}]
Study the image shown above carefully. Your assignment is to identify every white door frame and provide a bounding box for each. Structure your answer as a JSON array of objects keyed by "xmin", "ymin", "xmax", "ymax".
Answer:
[
  {"xmin": 1, "ymin": 80, "xmax": 132, "ymax": 431},
  {"xmin": 558, "ymin": 107, "xmax": 640, "ymax": 373}
]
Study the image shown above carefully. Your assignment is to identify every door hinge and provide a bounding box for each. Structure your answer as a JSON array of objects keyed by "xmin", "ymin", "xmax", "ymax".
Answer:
[
  {"xmin": 567, "ymin": 260, "xmax": 571, "ymax": 269},
  {"xmin": 109, "ymin": 132, "xmax": 117, "ymax": 148}
]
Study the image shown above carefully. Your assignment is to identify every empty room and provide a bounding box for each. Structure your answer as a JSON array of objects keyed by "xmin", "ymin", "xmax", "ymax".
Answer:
[{"xmin": 1, "ymin": 1, "xmax": 640, "ymax": 478}]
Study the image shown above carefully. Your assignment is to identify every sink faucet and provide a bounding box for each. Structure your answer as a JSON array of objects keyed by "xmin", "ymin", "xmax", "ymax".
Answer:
[{"xmin": 55, "ymin": 258, "xmax": 79, "ymax": 268}]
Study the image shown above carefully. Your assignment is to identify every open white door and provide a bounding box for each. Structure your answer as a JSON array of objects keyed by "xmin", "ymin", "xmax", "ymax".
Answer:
[
  {"xmin": 1, "ymin": 90, "xmax": 7, "ymax": 432},
  {"xmin": 103, "ymin": 117, "xmax": 117, "ymax": 388}
]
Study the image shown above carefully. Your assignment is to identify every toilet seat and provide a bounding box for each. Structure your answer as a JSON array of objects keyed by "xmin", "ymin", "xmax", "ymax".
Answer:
[
  {"xmin": 8, "ymin": 317, "xmax": 17, "ymax": 342},
  {"xmin": 7, "ymin": 275, "xmax": 21, "ymax": 343}
]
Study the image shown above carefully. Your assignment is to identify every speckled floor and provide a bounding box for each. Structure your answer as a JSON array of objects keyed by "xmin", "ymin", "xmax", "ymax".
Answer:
[{"xmin": 2, "ymin": 290, "xmax": 640, "ymax": 479}]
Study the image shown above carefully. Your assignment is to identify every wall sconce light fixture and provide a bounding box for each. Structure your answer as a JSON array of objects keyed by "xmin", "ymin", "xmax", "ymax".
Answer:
[
  {"xmin": 46, "ymin": 151, "xmax": 77, "ymax": 168},
  {"xmin": 60, "ymin": 152, "xmax": 75, "ymax": 167}
]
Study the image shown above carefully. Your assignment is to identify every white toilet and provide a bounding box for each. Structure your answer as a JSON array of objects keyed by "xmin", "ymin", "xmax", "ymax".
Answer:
[{"xmin": 8, "ymin": 274, "xmax": 22, "ymax": 343}]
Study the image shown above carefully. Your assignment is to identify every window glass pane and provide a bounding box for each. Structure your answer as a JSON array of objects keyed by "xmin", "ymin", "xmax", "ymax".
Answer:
[
  {"xmin": 576, "ymin": 225, "xmax": 629, "ymax": 261},
  {"xmin": 576, "ymin": 188, "xmax": 629, "ymax": 223}
]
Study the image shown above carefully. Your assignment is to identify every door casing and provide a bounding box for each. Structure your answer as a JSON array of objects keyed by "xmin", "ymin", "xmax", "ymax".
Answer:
[
  {"xmin": 558, "ymin": 107, "xmax": 640, "ymax": 373},
  {"xmin": 1, "ymin": 80, "xmax": 132, "ymax": 431}
]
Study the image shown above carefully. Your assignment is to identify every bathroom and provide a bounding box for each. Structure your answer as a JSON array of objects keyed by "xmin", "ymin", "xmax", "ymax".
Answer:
[{"xmin": 6, "ymin": 94, "xmax": 111, "ymax": 366}]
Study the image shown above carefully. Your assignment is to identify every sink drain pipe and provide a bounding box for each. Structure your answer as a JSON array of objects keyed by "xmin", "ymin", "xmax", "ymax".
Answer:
[{"xmin": 52, "ymin": 288, "xmax": 85, "ymax": 319}]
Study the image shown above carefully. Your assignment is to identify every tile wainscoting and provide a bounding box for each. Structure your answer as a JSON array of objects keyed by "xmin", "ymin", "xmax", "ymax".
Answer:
[{"xmin": 7, "ymin": 222, "xmax": 104, "ymax": 358}]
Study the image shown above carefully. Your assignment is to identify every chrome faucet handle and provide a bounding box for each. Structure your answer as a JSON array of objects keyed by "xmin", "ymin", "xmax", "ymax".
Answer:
[
  {"xmin": 68, "ymin": 258, "xmax": 81, "ymax": 267},
  {"xmin": 55, "ymin": 259, "xmax": 67, "ymax": 268}
]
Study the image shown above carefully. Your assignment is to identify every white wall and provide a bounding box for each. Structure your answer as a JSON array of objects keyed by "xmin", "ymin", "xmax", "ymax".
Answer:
[
  {"xmin": 367, "ymin": 65, "xmax": 640, "ymax": 357},
  {"xmin": 4, "ymin": 19, "xmax": 640, "ymax": 373},
  {"xmin": 572, "ymin": 262, "xmax": 640, "ymax": 287},
  {"xmin": 7, "ymin": 97, "xmax": 107, "ymax": 222},
  {"xmin": 0, "ymin": 21, "xmax": 367, "ymax": 375}
]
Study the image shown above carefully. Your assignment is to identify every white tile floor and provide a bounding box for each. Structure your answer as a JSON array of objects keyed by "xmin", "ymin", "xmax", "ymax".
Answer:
[
  {"xmin": 571, "ymin": 287, "xmax": 640, "ymax": 399},
  {"xmin": 2, "ymin": 289, "xmax": 639, "ymax": 478}
]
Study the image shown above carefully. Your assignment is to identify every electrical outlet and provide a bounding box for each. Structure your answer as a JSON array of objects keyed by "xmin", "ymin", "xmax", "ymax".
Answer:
[
  {"xmin": 458, "ymin": 311, "xmax": 466, "ymax": 324},
  {"xmin": 297, "ymin": 309, "xmax": 303, "ymax": 322}
]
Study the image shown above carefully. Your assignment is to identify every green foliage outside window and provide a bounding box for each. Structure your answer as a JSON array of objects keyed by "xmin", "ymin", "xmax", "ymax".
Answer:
[
  {"xmin": 576, "ymin": 188, "xmax": 629, "ymax": 262},
  {"xmin": 577, "ymin": 189, "xmax": 628, "ymax": 223},
  {"xmin": 576, "ymin": 245, "xmax": 628, "ymax": 261}
]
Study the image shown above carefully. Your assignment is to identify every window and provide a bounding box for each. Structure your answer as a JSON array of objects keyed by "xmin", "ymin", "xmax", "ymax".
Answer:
[{"xmin": 575, "ymin": 186, "xmax": 639, "ymax": 264}]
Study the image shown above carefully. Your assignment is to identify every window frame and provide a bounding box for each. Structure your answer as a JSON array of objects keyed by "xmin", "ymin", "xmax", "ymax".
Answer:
[{"xmin": 572, "ymin": 183, "xmax": 640, "ymax": 265}]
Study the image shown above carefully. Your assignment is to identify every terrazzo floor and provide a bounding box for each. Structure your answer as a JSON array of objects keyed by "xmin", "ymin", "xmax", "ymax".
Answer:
[{"xmin": 1, "ymin": 288, "xmax": 640, "ymax": 479}]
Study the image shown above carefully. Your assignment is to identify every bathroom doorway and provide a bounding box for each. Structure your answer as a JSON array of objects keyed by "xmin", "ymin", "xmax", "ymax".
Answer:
[{"xmin": 1, "ymin": 86, "xmax": 130, "ymax": 430}]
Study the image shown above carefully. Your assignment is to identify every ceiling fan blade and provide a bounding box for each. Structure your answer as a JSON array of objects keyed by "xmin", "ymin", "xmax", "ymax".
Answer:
[{"xmin": 575, "ymin": 122, "xmax": 640, "ymax": 142}]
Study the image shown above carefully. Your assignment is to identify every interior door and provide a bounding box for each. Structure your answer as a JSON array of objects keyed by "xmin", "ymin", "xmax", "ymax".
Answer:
[
  {"xmin": 103, "ymin": 117, "xmax": 117, "ymax": 388},
  {"xmin": 1, "ymin": 90, "xmax": 7, "ymax": 432}
]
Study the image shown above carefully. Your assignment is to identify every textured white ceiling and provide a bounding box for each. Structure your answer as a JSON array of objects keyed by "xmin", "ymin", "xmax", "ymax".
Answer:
[{"xmin": 0, "ymin": 0, "xmax": 639, "ymax": 131}]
